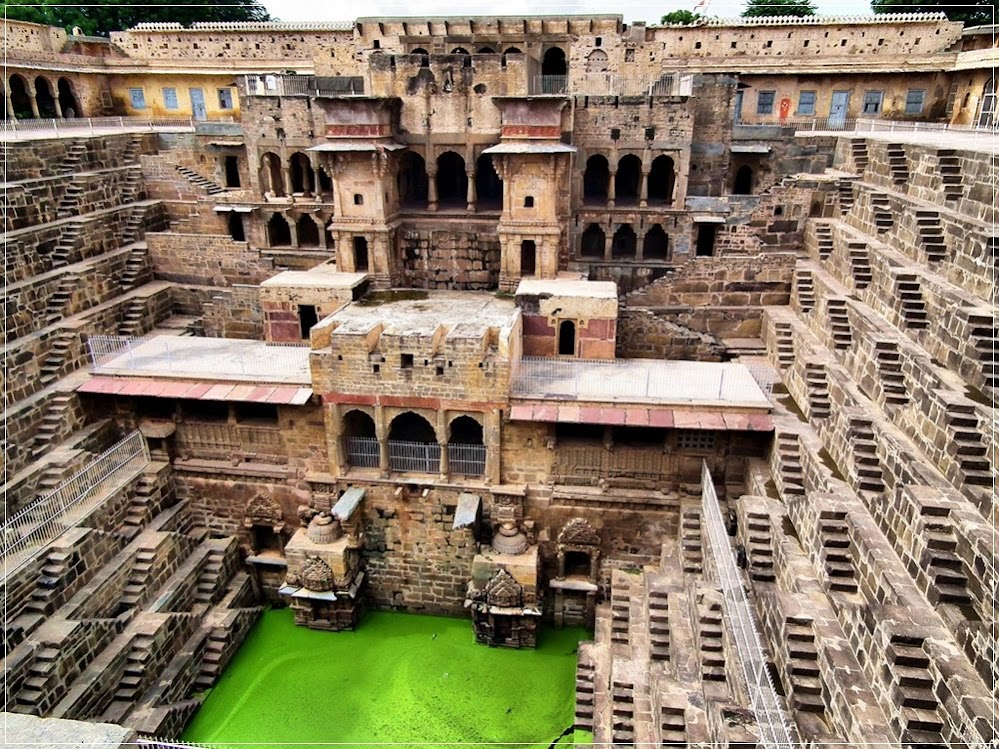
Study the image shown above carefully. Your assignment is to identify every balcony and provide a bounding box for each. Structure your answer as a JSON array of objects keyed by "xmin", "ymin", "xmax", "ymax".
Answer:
[
  {"xmin": 528, "ymin": 73, "xmax": 693, "ymax": 97},
  {"xmin": 345, "ymin": 437, "xmax": 485, "ymax": 477},
  {"xmin": 242, "ymin": 74, "xmax": 365, "ymax": 97},
  {"xmin": 175, "ymin": 421, "xmax": 286, "ymax": 464}
]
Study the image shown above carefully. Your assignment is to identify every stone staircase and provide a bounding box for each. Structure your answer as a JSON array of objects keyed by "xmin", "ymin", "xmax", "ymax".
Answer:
[
  {"xmin": 659, "ymin": 704, "xmax": 686, "ymax": 746},
  {"xmin": 826, "ymin": 298, "xmax": 853, "ymax": 349},
  {"xmin": 38, "ymin": 331, "xmax": 76, "ymax": 388},
  {"xmin": 14, "ymin": 645, "xmax": 61, "ymax": 714},
  {"xmin": 943, "ymin": 404, "xmax": 992, "ymax": 487},
  {"xmin": 174, "ymin": 165, "xmax": 224, "ymax": 195},
  {"xmin": 837, "ymin": 178, "xmax": 856, "ymax": 213},
  {"xmin": 742, "ymin": 512, "xmax": 775, "ymax": 582},
  {"xmin": 920, "ymin": 521, "xmax": 972, "ymax": 608},
  {"xmin": 885, "ymin": 143, "xmax": 909, "ymax": 185},
  {"xmin": 915, "ymin": 211, "xmax": 947, "ymax": 263},
  {"xmin": 695, "ymin": 595, "xmax": 726, "ymax": 684},
  {"xmin": 57, "ymin": 140, "xmax": 89, "ymax": 175},
  {"xmin": 847, "ymin": 241, "xmax": 872, "ymax": 289},
  {"xmin": 804, "ymin": 364, "xmax": 831, "ymax": 419},
  {"xmin": 118, "ymin": 297, "xmax": 146, "ymax": 337},
  {"xmin": 886, "ymin": 636, "xmax": 946, "ymax": 748},
  {"xmin": 610, "ymin": 677, "xmax": 636, "ymax": 745},
  {"xmin": 818, "ymin": 512, "xmax": 858, "ymax": 594},
  {"xmin": 115, "ymin": 631, "xmax": 156, "ymax": 702},
  {"xmin": 32, "ymin": 394, "xmax": 74, "ymax": 457},
  {"xmin": 776, "ymin": 433, "xmax": 805, "ymax": 497},
  {"xmin": 120, "ymin": 475, "xmax": 159, "ymax": 538},
  {"xmin": 815, "ymin": 222, "xmax": 833, "ymax": 259},
  {"xmin": 873, "ymin": 340, "xmax": 908, "ymax": 406},
  {"xmin": 194, "ymin": 547, "xmax": 228, "ymax": 605},
  {"xmin": 647, "ymin": 587, "xmax": 670, "ymax": 661},
  {"xmin": 773, "ymin": 319, "xmax": 795, "ymax": 367},
  {"xmin": 966, "ymin": 310, "xmax": 996, "ymax": 390},
  {"xmin": 894, "ymin": 275, "xmax": 929, "ymax": 329},
  {"xmin": 795, "ymin": 269, "xmax": 815, "ymax": 312},
  {"xmin": 610, "ymin": 583, "xmax": 630, "ymax": 647},
  {"xmin": 850, "ymin": 140, "xmax": 869, "ymax": 173},
  {"xmin": 45, "ymin": 272, "xmax": 80, "ymax": 324},
  {"xmin": 120, "ymin": 245, "xmax": 149, "ymax": 293},
  {"xmin": 121, "ymin": 208, "xmax": 147, "ymax": 245},
  {"xmin": 574, "ymin": 653, "xmax": 596, "ymax": 731},
  {"xmin": 871, "ymin": 193, "xmax": 893, "ymax": 233},
  {"xmin": 680, "ymin": 509, "xmax": 704, "ymax": 574},
  {"xmin": 50, "ymin": 224, "xmax": 82, "ymax": 269},
  {"xmin": 56, "ymin": 181, "xmax": 84, "ymax": 220},
  {"xmin": 26, "ymin": 549, "xmax": 74, "ymax": 619},
  {"xmin": 783, "ymin": 617, "xmax": 825, "ymax": 714},
  {"xmin": 122, "ymin": 135, "xmax": 144, "ymax": 165},
  {"xmin": 936, "ymin": 150, "xmax": 962, "ymax": 203},
  {"xmin": 850, "ymin": 419, "xmax": 885, "ymax": 493},
  {"xmin": 120, "ymin": 168, "xmax": 144, "ymax": 204},
  {"xmin": 120, "ymin": 549, "xmax": 157, "ymax": 610}
]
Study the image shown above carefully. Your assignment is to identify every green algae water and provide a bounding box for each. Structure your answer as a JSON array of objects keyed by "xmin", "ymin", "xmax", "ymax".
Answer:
[{"xmin": 182, "ymin": 608, "xmax": 589, "ymax": 748}]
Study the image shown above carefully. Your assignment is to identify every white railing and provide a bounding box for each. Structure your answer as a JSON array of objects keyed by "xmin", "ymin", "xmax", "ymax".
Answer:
[
  {"xmin": 745, "ymin": 363, "xmax": 776, "ymax": 397},
  {"xmin": 701, "ymin": 461, "xmax": 798, "ymax": 749},
  {"xmin": 87, "ymin": 335, "xmax": 312, "ymax": 383},
  {"xmin": 736, "ymin": 115, "xmax": 999, "ymax": 134},
  {"xmin": 242, "ymin": 74, "xmax": 365, "ymax": 97},
  {"xmin": 388, "ymin": 440, "xmax": 441, "ymax": 474},
  {"xmin": 511, "ymin": 357, "xmax": 770, "ymax": 406},
  {"xmin": 2, "ymin": 432, "xmax": 149, "ymax": 574},
  {"xmin": 0, "ymin": 115, "xmax": 234, "ymax": 137},
  {"xmin": 447, "ymin": 443, "xmax": 486, "ymax": 476},
  {"xmin": 577, "ymin": 73, "xmax": 693, "ymax": 97},
  {"xmin": 345, "ymin": 436, "xmax": 380, "ymax": 468}
]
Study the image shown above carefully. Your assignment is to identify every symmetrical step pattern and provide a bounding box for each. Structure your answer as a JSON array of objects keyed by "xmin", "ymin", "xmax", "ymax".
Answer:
[
  {"xmin": 696, "ymin": 597, "xmax": 726, "ymax": 683},
  {"xmin": 120, "ymin": 245, "xmax": 149, "ymax": 292},
  {"xmin": 659, "ymin": 704, "xmax": 686, "ymax": 746},
  {"xmin": 920, "ymin": 519, "xmax": 973, "ymax": 609},
  {"xmin": 773, "ymin": 320, "xmax": 795, "ymax": 367},
  {"xmin": 850, "ymin": 140, "xmax": 869, "ymax": 174},
  {"xmin": 837, "ymin": 178, "xmax": 856, "ymax": 213},
  {"xmin": 871, "ymin": 193, "xmax": 893, "ymax": 233},
  {"xmin": 915, "ymin": 211, "xmax": 946, "ymax": 263},
  {"xmin": 826, "ymin": 298, "xmax": 853, "ymax": 349},
  {"xmin": 783, "ymin": 617, "xmax": 825, "ymax": 715},
  {"xmin": 874, "ymin": 340, "xmax": 909, "ymax": 406},
  {"xmin": 680, "ymin": 510, "xmax": 704, "ymax": 574},
  {"xmin": 50, "ymin": 224, "xmax": 82, "ymax": 269},
  {"xmin": 32, "ymin": 394, "xmax": 74, "ymax": 456},
  {"xmin": 742, "ymin": 512, "xmax": 775, "ymax": 582},
  {"xmin": 944, "ymin": 404, "xmax": 992, "ymax": 487},
  {"xmin": 777, "ymin": 433, "xmax": 806, "ymax": 497},
  {"xmin": 850, "ymin": 418, "xmax": 886, "ymax": 493},
  {"xmin": 795, "ymin": 269, "xmax": 815, "ymax": 312},
  {"xmin": 118, "ymin": 297, "xmax": 146, "ymax": 337},
  {"xmin": 804, "ymin": 364, "xmax": 831, "ymax": 418},
  {"xmin": 39, "ymin": 331, "xmax": 76, "ymax": 388},
  {"xmin": 610, "ymin": 679, "xmax": 635, "ymax": 745},
  {"xmin": 647, "ymin": 588, "xmax": 670, "ymax": 661},
  {"xmin": 574, "ymin": 656, "xmax": 595, "ymax": 731},
  {"xmin": 885, "ymin": 143, "xmax": 909, "ymax": 184},
  {"xmin": 815, "ymin": 222, "xmax": 834, "ymax": 259},
  {"xmin": 894, "ymin": 275, "xmax": 929, "ymax": 329},
  {"xmin": 610, "ymin": 585, "xmax": 630, "ymax": 646},
  {"xmin": 886, "ymin": 636, "xmax": 946, "ymax": 749},
  {"xmin": 818, "ymin": 512, "xmax": 859, "ymax": 594},
  {"xmin": 46, "ymin": 272, "xmax": 80, "ymax": 324},
  {"xmin": 847, "ymin": 241, "xmax": 873, "ymax": 289},
  {"xmin": 57, "ymin": 140, "xmax": 89, "ymax": 175},
  {"xmin": 965, "ymin": 311, "xmax": 996, "ymax": 391},
  {"xmin": 56, "ymin": 182, "xmax": 84, "ymax": 219},
  {"xmin": 936, "ymin": 150, "xmax": 962, "ymax": 203},
  {"xmin": 175, "ymin": 165, "xmax": 224, "ymax": 195}
]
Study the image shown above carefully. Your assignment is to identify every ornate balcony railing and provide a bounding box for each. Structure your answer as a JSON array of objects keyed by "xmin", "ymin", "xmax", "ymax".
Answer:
[{"xmin": 175, "ymin": 422, "xmax": 285, "ymax": 463}]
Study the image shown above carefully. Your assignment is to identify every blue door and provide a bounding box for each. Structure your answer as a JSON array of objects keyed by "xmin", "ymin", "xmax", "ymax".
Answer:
[
  {"xmin": 189, "ymin": 88, "xmax": 207, "ymax": 120},
  {"xmin": 830, "ymin": 91, "xmax": 850, "ymax": 129}
]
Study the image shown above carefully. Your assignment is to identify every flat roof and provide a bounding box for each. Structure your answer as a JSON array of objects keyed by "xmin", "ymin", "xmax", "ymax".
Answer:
[
  {"xmin": 261, "ymin": 270, "xmax": 367, "ymax": 290},
  {"xmin": 515, "ymin": 278, "xmax": 618, "ymax": 300},
  {"xmin": 326, "ymin": 291, "xmax": 518, "ymax": 338},
  {"xmin": 90, "ymin": 336, "xmax": 312, "ymax": 384}
]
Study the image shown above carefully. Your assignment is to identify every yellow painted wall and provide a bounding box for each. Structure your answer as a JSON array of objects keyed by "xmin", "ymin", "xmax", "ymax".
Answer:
[{"xmin": 111, "ymin": 74, "xmax": 241, "ymax": 119}]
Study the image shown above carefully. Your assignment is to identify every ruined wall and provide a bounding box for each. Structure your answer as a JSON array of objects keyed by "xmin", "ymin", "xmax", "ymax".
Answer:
[
  {"xmin": 399, "ymin": 223, "xmax": 501, "ymax": 290},
  {"xmin": 146, "ymin": 232, "xmax": 275, "ymax": 286},
  {"xmin": 616, "ymin": 308, "xmax": 726, "ymax": 361}
]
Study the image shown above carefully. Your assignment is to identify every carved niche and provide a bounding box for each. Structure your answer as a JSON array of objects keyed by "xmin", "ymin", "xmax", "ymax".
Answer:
[
  {"xmin": 300, "ymin": 556, "xmax": 335, "ymax": 592},
  {"xmin": 244, "ymin": 493, "xmax": 285, "ymax": 532},
  {"xmin": 485, "ymin": 569, "xmax": 523, "ymax": 608}
]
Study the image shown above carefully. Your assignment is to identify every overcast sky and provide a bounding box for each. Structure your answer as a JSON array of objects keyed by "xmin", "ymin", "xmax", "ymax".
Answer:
[{"xmin": 261, "ymin": 0, "xmax": 881, "ymax": 24}]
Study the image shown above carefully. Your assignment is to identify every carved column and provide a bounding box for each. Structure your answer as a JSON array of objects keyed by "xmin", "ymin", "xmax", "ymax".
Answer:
[
  {"xmin": 636, "ymin": 227, "xmax": 647, "ymax": 261},
  {"xmin": 288, "ymin": 216, "xmax": 299, "ymax": 248},
  {"xmin": 639, "ymin": 168, "xmax": 649, "ymax": 208},
  {"xmin": 375, "ymin": 405, "xmax": 390, "ymax": 476},
  {"xmin": 28, "ymin": 92, "xmax": 39, "ymax": 119},
  {"xmin": 604, "ymin": 225, "xmax": 614, "ymax": 261},
  {"xmin": 427, "ymin": 165, "xmax": 439, "ymax": 212},
  {"xmin": 466, "ymin": 168, "xmax": 476, "ymax": 212},
  {"xmin": 4, "ymin": 81, "xmax": 15, "ymax": 121},
  {"xmin": 485, "ymin": 409, "xmax": 501, "ymax": 485},
  {"xmin": 607, "ymin": 169, "xmax": 616, "ymax": 208},
  {"xmin": 281, "ymin": 166, "xmax": 293, "ymax": 198}
]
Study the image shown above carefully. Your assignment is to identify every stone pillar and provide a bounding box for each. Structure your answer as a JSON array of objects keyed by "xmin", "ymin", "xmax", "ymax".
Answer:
[
  {"xmin": 607, "ymin": 170, "xmax": 616, "ymax": 208},
  {"xmin": 639, "ymin": 169, "xmax": 649, "ymax": 208},
  {"xmin": 4, "ymin": 83, "xmax": 15, "ymax": 121},
  {"xmin": 288, "ymin": 218, "xmax": 299, "ymax": 248},
  {"xmin": 52, "ymin": 91, "xmax": 63, "ymax": 119},
  {"xmin": 604, "ymin": 227, "xmax": 614, "ymax": 261},
  {"xmin": 375, "ymin": 405, "xmax": 390, "ymax": 476},
  {"xmin": 485, "ymin": 409, "xmax": 501, "ymax": 484},
  {"xmin": 466, "ymin": 169, "xmax": 476, "ymax": 212},
  {"xmin": 282, "ymin": 166, "xmax": 293, "ymax": 198},
  {"xmin": 636, "ymin": 228, "xmax": 647, "ymax": 261},
  {"xmin": 427, "ymin": 167, "xmax": 438, "ymax": 212},
  {"xmin": 439, "ymin": 440, "xmax": 449, "ymax": 479},
  {"xmin": 327, "ymin": 404, "xmax": 347, "ymax": 476},
  {"xmin": 28, "ymin": 92, "xmax": 39, "ymax": 119}
]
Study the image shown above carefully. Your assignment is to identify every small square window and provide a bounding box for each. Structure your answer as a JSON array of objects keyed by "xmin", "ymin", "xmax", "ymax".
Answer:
[
  {"xmin": 373, "ymin": 39, "xmax": 381, "ymax": 49},
  {"xmin": 218, "ymin": 88, "xmax": 234, "ymax": 110},
  {"xmin": 797, "ymin": 91, "xmax": 816, "ymax": 115},
  {"xmin": 624, "ymin": 48, "xmax": 635, "ymax": 62},
  {"xmin": 694, "ymin": 41, "xmax": 702, "ymax": 49},
  {"xmin": 524, "ymin": 196, "xmax": 534, "ymax": 207},
  {"xmin": 435, "ymin": 365, "xmax": 445, "ymax": 377},
  {"xmin": 905, "ymin": 89, "xmax": 925, "ymax": 115},
  {"xmin": 401, "ymin": 353, "xmax": 414, "ymax": 369},
  {"xmin": 677, "ymin": 430, "xmax": 716, "ymax": 450},
  {"xmin": 162, "ymin": 87, "xmax": 178, "ymax": 110},
  {"xmin": 354, "ymin": 194, "xmax": 364, "ymax": 205},
  {"xmin": 610, "ymin": 128, "xmax": 621, "ymax": 140},
  {"xmin": 129, "ymin": 88, "xmax": 146, "ymax": 109},
  {"xmin": 863, "ymin": 90, "xmax": 883, "ymax": 114},
  {"xmin": 757, "ymin": 90, "xmax": 775, "ymax": 115}
]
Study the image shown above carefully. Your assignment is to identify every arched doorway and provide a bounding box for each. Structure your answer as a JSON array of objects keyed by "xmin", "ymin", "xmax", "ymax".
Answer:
[
  {"xmin": 558, "ymin": 320, "xmax": 576, "ymax": 356},
  {"xmin": 448, "ymin": 415, "xmax": 485, "ymax": 476},
  {"xmin": 9, "ymin": 75, "xmax": 31, "ymax": 118},
  {"xmin": 411, "ymin": 48, "xmax": 430, "ymax": 67},
  {"xmin": 580, "ymin": 224, "xmax": 605, "ymax": 258},
  {"xmin": 583, "ymin": 155, "xmax": 609, "ymax": 204},
  {"xmin": 266, "ymin": 214, "xmax": 291, "ymax": 247},
  {"xmin": 297, "ymin": 215, "xmax": 320, "ymax": 247},
  {"xmin": 289, "ymin": 152, "xmax": 314, "ymax": 195},
  {"xmin": 643, "ymin": 225, "xmax": 668, "ymax": 260},
  {"xmin": 733, "ymin": 165, "xmax": 753, "ymax": 195},
  {"xmin": 542, "ymin": 47, "xmax": 567, "ymax": 76},
  {"xmin": 260, "ymin": 152, "xmax": 284, "ymax": 197},
  {"xmin": 612, "ymin": 225, "xmax": 637, "ymax": 259},
  {"xmin": 436, "ymin": 151, "xmax": 468, "ymax": 208},
  {"xmin": 648, "ymin": 155, "xmax": 676, "ymax": 204},
  {"xmin": 343, "ymin": 410, "xmax": 378, "ymax": 468},
  {"xmin": 451, "ymin": 47, "xmax": 472, "ymax": 68},
  {"xmin": 520, "ymin": 240, "xmax": 536, "ymax": 276},
  {"xmin": 34, "ymin": 77, "xmax": 56, "ymax": 118},
  {"xmin": 475, "ymin": 153, "xmax": 502, "ymax": 210},
  {"xmin": 615, "ymin": 154, "xmax": 642, "ymax": 205},
  {"xmin": 398, "ymin": 151, "xmax": 429, "ymax": 208},
  {"xmin": 388, "ymin": 411, "xmax": 440, "ymax": 473},
  {"xmin": 57, "ymin": 78, "xmax": 79, "ymax": 117}
]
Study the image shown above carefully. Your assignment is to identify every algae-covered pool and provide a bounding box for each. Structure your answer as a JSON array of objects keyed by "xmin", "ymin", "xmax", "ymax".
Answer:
[{"xmin": 182, "ymin": 608, "xmax": 589, "ymax": 748}]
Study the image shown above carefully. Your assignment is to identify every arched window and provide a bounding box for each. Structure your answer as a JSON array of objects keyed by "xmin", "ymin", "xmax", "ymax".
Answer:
[
  {"xmin": 520, "ymin": 240, "xmax": 536, "ymax": 276},
  {"xmin": 57, "ymin": 78, "xmax": 79, "ymax": 117},
  {"xmin": 9, "ymin": 75, "xmax": 32, "ymax": 118},
  {"xmin": 448, "ymin": 415, "xmax": 484, "ymax": 476},
  {"xmin": 435, "ymin": 151, "xmax": 468, "ymax": 208},
  {"xmin": 451, "ymin": 47, "xmax": 472, "ymax": 68},
  {"xmin": 615, "ymin": 154, "xmax": 642, "ymax": 205},
  {"xmin": 411, "ymin": 48, "xmax": 430, "ymax": 67},
  {"xmin": 580, "ymin": 224, "xmax": 605, "ymax": 258},
  {"xmin": 585, "ymin": 49, "xmax": 609, "ymax": 73},
  {"xmin": 34, "ymin": 77, "xmax": 56, "ymax": 118},
  {"xmin": 398, "ymin": 151, "xmax": 429, "ymax": 208},
  {"xmin": 449, "ymin": 415, "xmax": 483, "ymax": 445},
  {"xmin": 266, "ymin": 213, "xmax": 291, "ymax": 247},
  {"xmin": 289, "ymin": 152, "xmax": 314, "ymax": 195},
  {"xmin": 477, "ymin": 46, "xmax": 496, "ymax": 54},
  {"xmin": 583, "ymin": 155, "xmax": 609, "ymax": 203},
  {"xmin": 643, "ymin": 225, "xmax": 668, "ymax": 260},
  {"xmin": 733, "ymin": 165, "xmax": 753, "ymax": 195},
  {"xmin": 388, "ymin": 412, "xmax": 439, "ymax": 472},
  {"xmin": 343, "ymin": 410, "xmax": 378, "ymax": 468},
  {"xmin": 648, "ymin": 155, "xmax": 675, "ymax": 204},
  {"xmin": 297, "ymin": 215, "xmax": 320, "ymax": 247},
  {"xmin": 503, "ymin": 47, "xmax": 523, "ymax": 55},
  {"xmin": 558, "ymin": 320, "xmax": 576, "ymax": 356},
  {"xmin": 542, "ymin": 47, "xmax": 567, "ymax": 76},
  {"xmin": 475, "ymin": 153, "xmax": 502, "ymax": 209},
  {"xmin": 228, "ymin": 212, "xmax": 245, "ymax": 242},
  {"xmin": 612, "ymin": 224, "xmax": 637, "ymax": 259},
  {"xmin": 260, "ymin": 151, "xmax": 284, "ymax": 197},
  {"xmin": 389, "ymin": 411, "xmax": 436, "ymax": 442}
]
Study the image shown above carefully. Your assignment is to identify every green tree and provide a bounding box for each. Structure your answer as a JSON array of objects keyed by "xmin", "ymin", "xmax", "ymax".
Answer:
[
  {"xmin": 3, "ymin": 0, "xmax": 272, "ymax": 37},
  {"xmin": 660, "ymin": 10, "xmax": 704, "ymax": 24},
  {"xmin": 871, "ymin": 0, "xmax": 995, "ymax": 26},
  {"xmin": 742, "ymin": 0, "xmax": 817, "ymax": 16}
]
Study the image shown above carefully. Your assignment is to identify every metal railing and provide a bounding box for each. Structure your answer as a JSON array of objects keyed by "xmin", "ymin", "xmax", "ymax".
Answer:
[
  {"xmin": 345, "ymin": 436, "xmax": 380, "ymax": 468},
  {"xmin": 700, "ymin": 460, "xmax": 798, "ymax": 749},
  {"xmin": 87, "ymin": 335, "xmax": 312, "ymax": 383},
  {"xmin": 736, "ymin": 115, "xmax": 999, "ymax": 134},
  {"xmin": 447, "ymin": 443, "xmax": 486, "ymax": 477},
  {"xmin": 511, "ymin": 357, "xmax": 770, "ymax": 405},
  {"xmin": 242, "ymin": 74, "xmax": 365, "ymax": 97},
  {"xmin": 2, "ymin": 432, "xmax": 149, "ymax": 574},
  {"xmin": 1, "ymin": 115, "xmax": 233, "ymax": 137},
  {"xmin": 529, "ymin": 75, "xmax": 569, "ymax": 95},
  {"xmin": 388, "ymin": 440, "xmax": 441, "ymax": 473}
]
